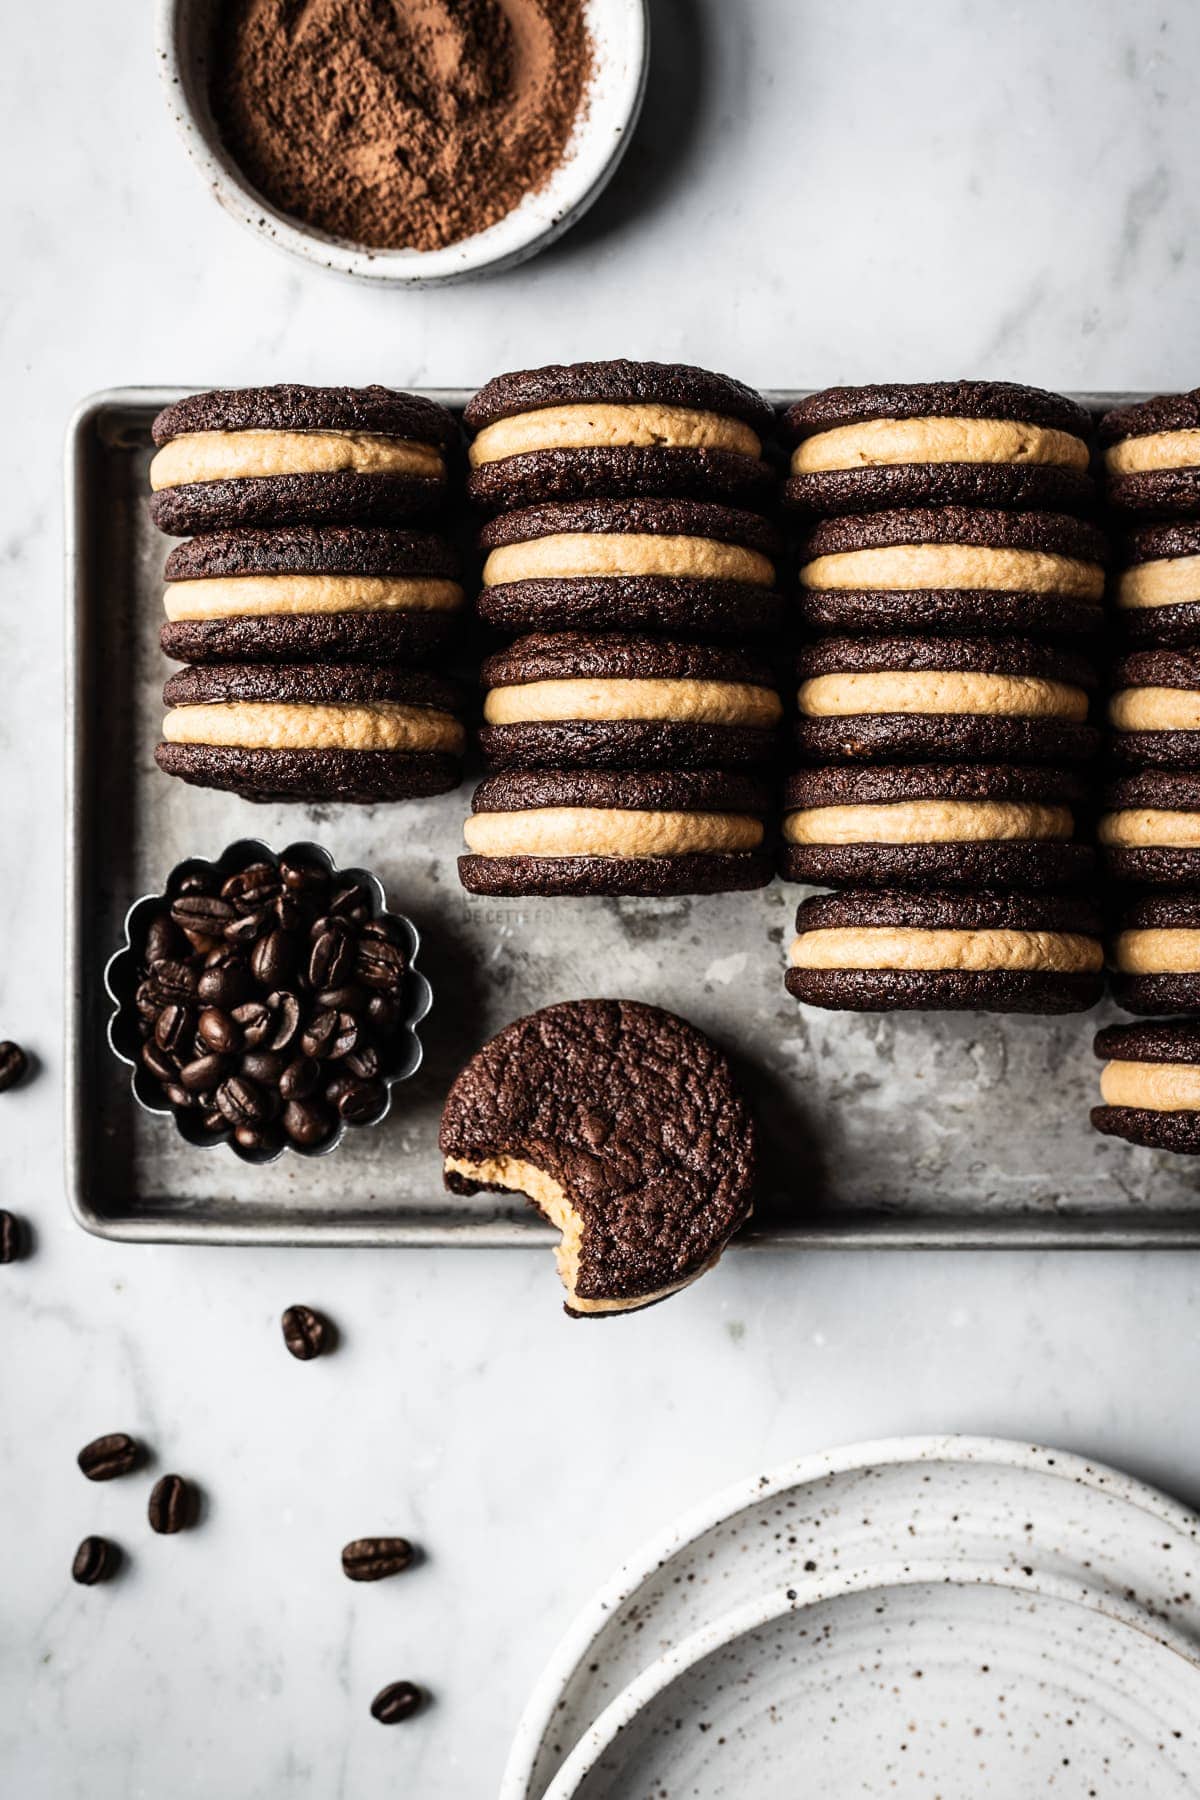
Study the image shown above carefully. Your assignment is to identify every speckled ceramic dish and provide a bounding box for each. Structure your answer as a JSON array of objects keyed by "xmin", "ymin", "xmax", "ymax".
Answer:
[{"xmin": 504, "ymin": 1436, "xmax": 1200, "ymax": 1800}]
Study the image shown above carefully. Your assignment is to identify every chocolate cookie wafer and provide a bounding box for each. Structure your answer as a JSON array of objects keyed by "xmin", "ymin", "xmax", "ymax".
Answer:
[
  {"xmin": 786, "ymin": 888, "xmax": 1103, "ymax": 1014},
  {"xmin": 1101, "ymin": 390, "xmax": 1200, "ymax": 519},
  {"xmin": 1109, "ymin": 651, "xmax": 1200, "ymax": 770},
  {"xmin": 458, "ymin": 768, "xmax": 772, "ymax": 897},
  {"xmin": 156, "ymin": 663, "xmax": 464, "ymax": 803},
  {"xmin": 159, "ymin": 526, "xmax": 464, "ymax": 665},
  {"xmin": 479, "ymin": 633, "xmax": 783, "ymax": 770},
  {"xmin": 477, "ymin": 498, "xmax": 783, "ymax": 640},
  {"xmin": 795, "ymin": 508, "xmax": 1106, "ymax": 638},
  {"xmin": 440, "ymin": 999, "xmax": 756, "ymax": 1315},
  {"xmin": 780, "ymin": 764, "xmax": 1093, "ymax": 891},
  {"xmin": 793, "ymin": 635, "xmax": 1099, "ymax": 766},
  {"xmin": 1092, "ymin": 1021, "xmax": 1200, "ymax": 1153},
  {"xmin": 1100, "ymin": 771, "xmax": 1200, "ymax": 886},
  {"xmin": 149, "ymin": 385, "xmax": 457, "ymax": 535},
  {"xmin": 464, "ymin": 360, "xmax": 775, "ymax": 511},
  {"xmin": 1110, "ymin": 892, "xmax": 1200, "ymax": 1015},
  {"xmin": 1113, "ymin": 524, "xmax": 1200, "ymax": 647},
  {"xmin": 784, "ymin": 381, "xmax": 1095, "ymax": 517}
]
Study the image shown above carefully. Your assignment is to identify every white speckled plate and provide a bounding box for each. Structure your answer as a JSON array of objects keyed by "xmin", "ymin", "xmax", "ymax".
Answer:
[
  {"xmin": 543, "ymin": 1567, "xmax": 1200, "ymax": 1799},
  {"xmin": 504, "ymin": 1437, "xmax": 1200, "ymax": 1799}
]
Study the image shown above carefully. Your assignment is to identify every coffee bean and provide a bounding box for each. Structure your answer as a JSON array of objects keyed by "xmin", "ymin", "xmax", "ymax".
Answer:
[
  {"xmin": 252, "ymin": 929, "xmax": 299, "ymax": 988},
  {"xmin": 279, "ymin": 855, "xmax": 329, "ymax": 895},
  {"xmin": 216, "ymin": 1075, "xmax": 267, "ymax": 1127},
  {"xmin": 232, "ymin": 1000, "xmax": 271, "ymax": 1047},
  {"xmin": 150, "ymin": 958, "xmax": 197, "ymax": 1003},
  {"xmin": 0, "ymin": 1210, "xmax": 25, "ymax": 1263},
  {"xmin": 279, "ymin": 1056, "xmax": 320, "ymax": 1101},
  {"xmin": 342, "ymin": 1537, "xmax": 414, "ymax": 1581},
  {"xmin": 315, "ymin": 983, "xmax": 367, "ymax": 1016},
  {"xmin": 336, "ymin": 1078, "xmax": 387, "ymax": 1124},
  {"xmin": 301, "ymin": 1009, "xmax": 339, "ymax": 1061},
  {"xmin": 367, "ymin": 993, "xmax": 401, "ymax": 1033},
  {"xmin": 281, "ymin": 1303, "xmax": 331, "ymax": 1360},
  {"xmin": 201, "ymin": 1108, "xmax": 227, "ymax": 1135},
  {"xmin": 240, "ymin": 1050, "xmax": 286, "ymax": 1086},
  {"xmin": 266, "ymin": 991, "xmax": 302, "ymax": 1053},
  {"xmin": 344, "ymin": 1044, "xmax": 380, "ymax": 1081},
  {"xmin": 234, "ymin": 1120, "xmax": 283, "ymax": 1155},
  {"xmin": 148, "ymin": 1474, "xmax": 193, "ymax": 1534},
  {"xmin": 144, "ymin": 914, "xmax": 180, "ymax": 966},
  {"xmin": 141, "ymin": 1039, "xmax": 178, "ymax": 1085},
  {"xmin": 164, "ymin": 1083, "xmax": 194, "ymax": 1109},
  {"xmin": 176, "ymin": 871, "xmax": 215, "ymax": 897},
  {"xmin": 222, "ymin": 863, "xmax": 280, "ymax": 913},
  {"xmin": 331, "ymin": 883, "xmax": 371, "ymax": 923},
  {"xmin": 357, "ymin": 937, "xmax": 406, "ymax": 992},
  {"xmin": 282, "ymin": 1098, "xmax": 336, "ymax": 1147},
  {"xmin": 223, "ymin": 909, "xmax": 268, "ymax": 947},
  {"xmin": 179, "ymin": 1052, "xmax": 230, "ymax": 1093},
  {"xmin": 77, "ymin": 1432, "xmax": 140, "ymax": 1481},
  {"xmin": 135, "ymin": 979, "xmax": 163, "ymax": 1021},
  {"xmin": 371, "ymin": 1681, "xmax": 423, "ymax": 1725},
  {"xmin": 309, "ymin": 927, "xmax": 353, "ymax": 992},
  {"xmin": 330, "ymin": 1012, "xmax": 360, "ymax": 1060},
  {"xmin": 197, "ymin": 1007, "xmax": 241, "ymax": 1055},
  {"xmin": 273, "ymin": 893, "xmax": 302, "ymax": 932},
  {"xmin": 197, "ymin": 953, "xmax": 250, "ymax": 1009},
  {"xmin": 154, "ymin": 1003, "xmax": 195, "ymax": 1059},
  {"xmin": 171, "ymin": 893, "xmax": 234, "ymax": 946},
  {"xmin": 72, "ymin": 1535, "xmax": 118, "ymax": 1585}
]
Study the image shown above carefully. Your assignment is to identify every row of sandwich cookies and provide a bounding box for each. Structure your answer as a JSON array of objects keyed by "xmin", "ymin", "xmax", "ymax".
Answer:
[
  {"xmin": 144, "ymin": 385, "xmax": 469, "ymax": 805},
  {"xmin": 456, "ymin": 362, "xmax": 786, "ymax": 897}
]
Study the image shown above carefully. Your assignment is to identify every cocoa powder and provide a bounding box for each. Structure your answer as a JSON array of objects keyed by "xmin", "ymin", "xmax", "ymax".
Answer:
[{"xmin": 211, "ymin": 0, "xmax": 593, "ymax": 253}]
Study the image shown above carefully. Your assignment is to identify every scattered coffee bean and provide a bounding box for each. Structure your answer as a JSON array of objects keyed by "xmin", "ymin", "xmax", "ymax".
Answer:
[
  {"xmin": 0, "ymin": 1210, "xmax": 26, "ymax": 1263},
  {"xmin": 0, "ymin": 1041, "xmax": 28, "ymax": 1093},
  {"xmin": 371, "ymin": 1681, "xmax": 424, "ymax": 1725},
  {"xmin": 281, "ymin": 1304, "xmax": 331, "ymax": 1360},
  {"xmin": 342, "ymin": 1537, "xmax": 414, "ymax": 1582},
  {"xmin": 78, "ymin": 1432, "xmax": 141, "ymax": 1480},
  {"xmin": 72, "ymin": 1535, "xmax": 119, "ymax": 1586},
  {"xmin": 148, "ymin": 1473, "xmax": 193, "ymax": 1534}
]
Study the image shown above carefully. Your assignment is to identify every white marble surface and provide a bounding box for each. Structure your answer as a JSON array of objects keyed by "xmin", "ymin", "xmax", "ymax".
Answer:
[{"xmin": 4, "ymin": 1, "xmax": 1200, "ymax": 1793}]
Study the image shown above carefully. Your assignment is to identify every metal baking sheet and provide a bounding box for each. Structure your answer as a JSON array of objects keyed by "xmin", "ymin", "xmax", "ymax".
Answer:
[{"xmin": 64, "ymin": 387, "xmax": 1200, "ymax": 1248}]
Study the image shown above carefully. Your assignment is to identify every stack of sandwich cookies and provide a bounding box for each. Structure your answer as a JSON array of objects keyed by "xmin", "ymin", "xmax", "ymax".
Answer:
[
  {"xmin": 1101, "ymin": 391, "xmax": 1200, "ymax": 520},
  {"xmin": 156, "ymin": 664, "xmax": 464, "ymax": 803},
  {"xmin": 783, "ymin": 381, "xmax": 1096, "ymax": 519},
  {"xmin": 1092, "ymin": 1022, "xmax": 1200, "ymax": 1154},
  {"xmin": 1100, "ymin": 772, "xmax": 1200, "ymax": 886},
  {"xmin": 1109, "ymin": 652, "xmax": 1200, "ymax": 769},
  {"xmin": 1110, "ymin": 525, "xmax": 1200, "ymax": 647},
  {"xmin": 1109, "ymin": 894, "xmax": 1200, "ymax": 1014}
]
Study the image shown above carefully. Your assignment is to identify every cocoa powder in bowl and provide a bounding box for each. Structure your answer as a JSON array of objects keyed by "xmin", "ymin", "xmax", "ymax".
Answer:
[{"xmin": 210, "ymin": 0, "xmax": 594, "ymax": 253}]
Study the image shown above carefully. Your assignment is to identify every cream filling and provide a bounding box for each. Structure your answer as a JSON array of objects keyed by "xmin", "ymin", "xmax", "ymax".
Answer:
[
  {"xmin": 469, "ymin": 403, "xmax": 761, "ymax": 466},
  {"xmin": 484, "ymin": 677, "xmax": 782, "ymax": 729},
  {"xmin": 482, "ymin": 533, "xmax": 774, "ymax": 588},
  {"xmin": 1118, "ymin": 556, "xmax": 1200, "ymax": 610},
  {"xmin": 1113, "ymin": 929, "xmax": 1200, "ymax": 974},
  {"xmin": 1098, "ymin": 809, "xmax": 1200, "ymax": 849},
  {"xmin": 162, "ymin": 700, "xmax": 464, "ymax": 754},
  {"xmin": 799, "ymin": 543, "xmax": 1104, "ymax": 599},
  {"xmin": 782, "ymin": 799, "xmax": 1073, "ymax": 846},
  {"xmin": 163, "ymin": 574, "xmax": 464, "ymax": 622},
  {"xmin": 1099, "ymin": 1061, "xmax": 1200, "ymax": 1111},
  {"xmin": 463, "ymin": 808, "xmax": 762, "ymax": 860},
  {"xmin": 788, "ymin": 926, "xmax": 1101, "ymax": 974},
  {"xmin": 1105, "ymin": 429, "xmax": 1200, "ymax": 475},
  {"xmin": 149, "ymin": 429, "xmax": 444, "ymax": 489},
  {"xmin": 797, "ymin": 670, "xmax": 1087, "ymax": 723},
  {"xmin": 791, "ymin": 416, "xmax": 1089, "ymax": 475},
  {"xmin": 442, "ymin": 1154, "xmax": 709, "ymax": 1314},
  {"xmin": 1110, "ymin": 688, "xmax": 1200, "ymax": 733}
]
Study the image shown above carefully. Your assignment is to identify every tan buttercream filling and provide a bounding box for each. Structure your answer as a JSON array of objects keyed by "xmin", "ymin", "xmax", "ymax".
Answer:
[
  {"xmin": 162, "ymin": 701, "xmax": 464, "ymax": 753},
  {"xmin": 791, "ymin": 417, "xmax": 1089, "ymax": 476},
  {"xmin": 1099, "ymin": 1060, "xmax": 1200, "ymax": 1111},
  {"xmin": 782, "ymin": 799, "xmax": 1073, "ymax": 846},
  {"xmin": 469, "ymin": 403, "xmax": 760, "ymax": 466},
  {"xmin": 484, "ymin": 677, "xmax": 782, "ymax": 728},
  {"xmin": 442, "ymin": 1155, "xmax": 706, "ymax": 1314},
  {"xmin": 482, "ymin": 533, "xmax": 774, "ymax": 587},
  {"xmin": 149, "ymin": 430, "xmax": 444, "ymax": 489},
  {"xmin": 799, "ymin": 543, "xmax": 1103, "ymax": 599},
  {"xmin": 1110, "ymin": 688, "xmax": 1200, "ymax": 733},
  {"xmin": 1098, "ymin": 809, "xmax": 1200, "ymax": 849},
  {"xmin": 1113, "ymin": 929, "xmax": 1200, "ymax": 974},
  {"xmin": 788, "ymin": 927, "xmax": 1101, "ymax": 974},
  {"xmin": 1105, "ymin": 429, "xmax": 1200, "ymax": 475},
  {"xmin": 797, "ymin": 670, "xmax": 1087, "ymax": 723},
  {"xmin": 1117, "ymin": 556, "xmax": 1200, "ymax": 610},
  {"xmin": 163, "ymin": 574, "xmax": 464, "ymax": 621},
  {"xmin": 463, "ymin": 808, "xmax": 762, "ymax": 860}
]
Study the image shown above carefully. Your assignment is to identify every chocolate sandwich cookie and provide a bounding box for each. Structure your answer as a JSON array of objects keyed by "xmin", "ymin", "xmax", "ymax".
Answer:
[
  {"xmin": 793, "ymin": 635, "xmax": 1099, "ymax": 767},
  {"xmin": 795, "ymin": 508, "xmax": 1107, "ymax": 638},
  {"xmin": 1100, "ymin": 771, "xmax": 1200, "ymax": 887},
  {"xmin": 784, "ymin": 382, "xmax": 1095, "ymax": 518},
  {"xmin": 780, "ymin": 764, "xmax": 1094, "ymax": 891},
  {"xmin": 458, "ymin": 768, "xmax": 772, "ymax": 897},
  {"xmin": 786, "ymin": 888, "xmax": 1103, "ymax": 1014},
  {"xmin": 479, "ymin": 633, "xmax": 783, "ymax": 770},
  {"xmin": 464, "ymin": 360, "xmax": 775, "ymax": 512},
  {"xmin": 148, "ymin": 385, "xmax": 457, "ymax": 535},
  {"xmin": 1100, "ymin": 390, "xmax": 1200, "ymax": 518},
  {"xmin": 440, "ymin": 999, "xmax": 756, "ymax": 1315},
  {"xmin": 1109, "ymin": 651, "xmax": 1200, "ymax": 770},
  {"xmin": 1113, "ymin": 524, "xmax": 1200, "ymax": 647},
  {"xmin": 477, "ymin": 498, "xmax": 783, "ymax": 641},
  {"xmin": 1109, "ymin": 892, "xmax": 1200, "ymax": 1015},
  {"xmin": 155, "ymin": 664, "xmax": 464, "ymax": 803},
  {"xmin": 1092, "ymin": 1021, "xmax": 1200, "ymax": 1153},
  {"xmin": 159, "ymin": 526, "xmax": 464, "ymax": 665}
]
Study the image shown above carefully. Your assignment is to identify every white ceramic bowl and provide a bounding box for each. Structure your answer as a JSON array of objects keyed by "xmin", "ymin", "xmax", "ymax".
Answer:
[{"xmin": 156, "ymin": 0, "xmax": 649, "ymax": 284}]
